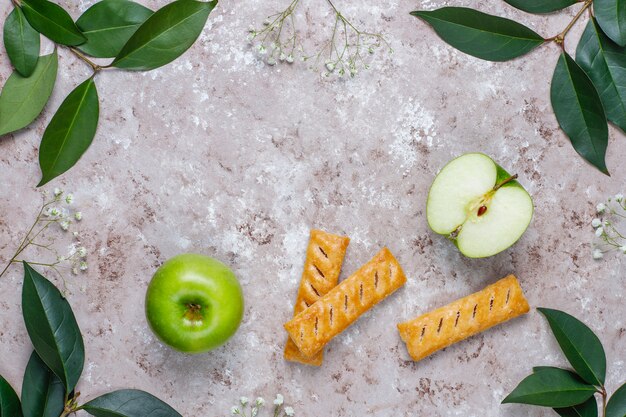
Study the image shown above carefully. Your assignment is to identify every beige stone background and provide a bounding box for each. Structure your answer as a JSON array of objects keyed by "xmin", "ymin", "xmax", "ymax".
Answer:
[{"xmin": 1, "ymin": 0, "xmax": 625, "ymax": 416}]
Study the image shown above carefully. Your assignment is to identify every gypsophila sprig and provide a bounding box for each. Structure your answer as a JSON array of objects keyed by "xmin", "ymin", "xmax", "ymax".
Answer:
[
  {"xmin": 591, "ymin": 193, "xmax": 626, "ymax": 259},
  {"xmin": 229, "ymin": 394, "xmax": 295, "ymax": 417},
  {"xmin": 0, "ymin": 190, "xmax": 88, "ymax": 286},
  {"xmin": 248, "ymin": 0, "xmax": 391, "ymax": 76}
]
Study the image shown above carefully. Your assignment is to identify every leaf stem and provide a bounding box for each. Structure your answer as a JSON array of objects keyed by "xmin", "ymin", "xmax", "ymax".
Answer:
[
  {"xmin": 601, "ymin": 386, "xmax": 607, "ymax": 417},
  {"xmin": 67, "ymin": 46, "xmax": 102, "ymax": 73},
  {"xmin": 549, "ymin": 0, "xmax": 593, "ymax": 46}
]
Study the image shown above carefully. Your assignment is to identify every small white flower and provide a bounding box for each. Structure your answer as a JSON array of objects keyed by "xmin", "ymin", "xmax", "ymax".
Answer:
[
  {"xmin": 595, "ymin": 227, "xmax": 604, "ymax": 237},
  {"xmin": 251, "ymin": 407, "xmax": 258, "ymax": 417},
  {"xmin": 65, "ymin": 194, "xmax": 74, "ymax": 204},
  {"xmin": 231, "ymin": 406, "xmax": 240, "ymax": 415},
  {"xmin": 368, "ymin": 46, "xmax": 374, "ymax": 54},
  {"xmin": 263, "ymin": 19, "xmax": 270, "ymax": 26},
  {"xmin": 267, "ymin": 57, "xmax": 277, "ymax": 66},
  {"xmin": 77, "ymin": 247, "xmax": 87, "ymax": 258},
  {"xmin": 79, "ymin": 261, "xmax": 88, "ymax": 271},
  {"xmin": 593, "ymin": 249, "xmax": 604, "ymax": 260},
  {"xmin": 271, "ymin": 42, "xmax": 278, "ymax": 50},
  {"xmin": 279, "ymin": 52, "xmax": 286, "ymax": 61},
  {"xmin": 54, "ymin": 187, "xmax": 63, "ymax": 197},
  {"xmin": 60, "ymin": 220, "xmax": 70, "ymax": 231},
  {"xmin": 49, "ymin": 207, "xmax": 60, "ymax": 217},
  {"xmin": 597, "ymin": 203, "xmax": 607, "ymax": 213},
  {"xmin": 350, "ymin": 68, "xmax": 357, "ymax": 77},
  {"xmin": 274, "ymin": 394, "xmax": 284, "ymax": 406},
  {"xmin": 72, "ymin": 231, "xmax": 79, "ymax": 238},
  {"xmin": 286, "ymin": 54, "xmax": 294, "ymax": 63},
  {"xmin": 71, "ymin": 267, "xmax": 79, "ymax": 275},
  {"xmin": 256, "ymin": 397, "xmax": 265, "ymax": 406},
  {"xmin": 74, "ymin": 211, "xmax": 83, "ymax": 221},
  {"xmin": 248, "ymin": 25, "xmax": 256, "ymax": 33},
  {"xmin": 57, "ymin": 255, "xmax": 66, "ymax": 261},
  {"xmin": 615, "ymin": 193, "xmax": 624, "ymax": 202},
  {"xmin": 258, "ymin": 45, "xmax": 267, "ymax": 55},
  {"xmin": 247, "ymin": 33, "xmax": 255, "ymax": 42},
  {"xmin": 325, "ymin": 61, "xmax": 335, "ymax": 72},
  {"xmin": 284, "ymin": 406, "xmax": 295, "ymax": 416},
  {"xmin": 620, "ymin": 245, "xmax": 626, "ymax": 254},
  {"xmin": 591, "ymin": 218, "xmax": 602, "ymax": 228},
  {"xmin": 240, "ymin": 397, "xmax": 249, "ymax": 406}
]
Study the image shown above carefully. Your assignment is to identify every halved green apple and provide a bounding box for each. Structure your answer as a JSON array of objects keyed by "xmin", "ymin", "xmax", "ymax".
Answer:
[{"xmin": 426, "ymin": 153, "xmax": 533, "ymax": 258}]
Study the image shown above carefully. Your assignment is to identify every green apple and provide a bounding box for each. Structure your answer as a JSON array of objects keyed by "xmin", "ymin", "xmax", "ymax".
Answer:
[
  {"xmin": 145, "ymin": 254, "xmax": 244, "ymax": 353},
  {"xmin": 426, "ymin": 153, "xmax": 533, "ymax": 258}
]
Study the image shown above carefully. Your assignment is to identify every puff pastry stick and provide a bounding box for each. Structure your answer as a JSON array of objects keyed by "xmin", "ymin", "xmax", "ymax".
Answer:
[
  {"xmin": 397, "ymin": 275, "xmax": 529, "ymax": 362},
  {"xmin": 284, "ymin": 230, "xmax": 350, "ymax": 366},
  {"xmin": 284, "ymin": 248, "xmax": 407, "ymax": 358}
]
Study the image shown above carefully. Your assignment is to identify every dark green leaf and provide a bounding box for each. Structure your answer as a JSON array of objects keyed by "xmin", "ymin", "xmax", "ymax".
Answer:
[
  {"xmin": 606, "ymin": 382, "xmax": 626, "ymax": 417},
  {"xmin": 0, "ymin": 52, "xmax": 57, "ymax": 136},
  {"xmin": 503, "ymin": 0, "xmax": 577, "ymax": 14},
  {"xmin": 4, "ymin": 7, "xmax": 40, "ymax": 77},
  {"xmin": 538, "ymin": 308, "xmax": 607, "ymax": 386},
  {"xmin": 82, "ymin": 389, "xmax": 182, "ymax": 417},
  {"xmin": 410, "ymin": 7, "xmax": 544, "ymax": 61},
  {"xmin": 20, "ymin": 0, "xmax": 86, "ymax": 46},
  {"xmin": 112, "ymin": 0, "xmax": 217, "ymax": 70},
  {"xmin": 595, "ymin": 0, "xmax": 626, "ymax": 46},
  {"xmin": 76, "ymin": 0, "xmax": 153, "ymax": 58},
  {"xmin": 22, "ymin": 262, "xmax": 84, "ymax": 392},
  {"xmin": 577, "ymin": 18, "xmax": 626, "ymax": 133},
  {"xmin": 555, "ymin": 396, "xmax": 599, "ymax": 417},
  {"xmin": 38, "ymin": 77, "xmax": 99, "ymax": 186},
  {"xmin": 550, "ymin": 52, "xmax": 609, "ymax": 175},
  {"xmin": 0, "ymin": 374, "xmax": 22, "ymax": 417},
  {"xmin": 21, "ymin": 351, "xmax": 65, "ymax": 417},
  {"xmin": 502, "ymin": 368, "xmax": 596, "ymax": 407}
]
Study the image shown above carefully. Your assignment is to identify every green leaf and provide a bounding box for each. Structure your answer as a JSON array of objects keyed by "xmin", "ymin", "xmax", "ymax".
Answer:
[
  {"xmin": 81, "ymin": 389, "xmax": 182, "ymax": 417},
  {"xmin": 555, "ymin": 396, "xmax": 599, "ymax": 417},
  {"xmin": 502, "ymin": 368, "xmax": 597, "ymax": 407},
  {"xmin": 0, "ymin": 51, "xmax": 58, "ymax": 136},
  {"xmin": 0, "ymin": 374, "xmax": 22, "ymax": 417},
  {"xmin": 76, "ymin": 0, "xmax": 153, "ymax": 58},
  {"xmin": 595, "ymin": 0, "xmax": 626, "ymax": 46},
  {"xmin": 38, "ymin": 77, "xmax": 99, "ymax": 186},
  {"xmin": 112, "ymin": 0, "xmax": 217, "ymax": 70},
  {"xmin": 21, "ymin": 351, "xmax": 65, "ymax": 417},
  {"xmin": 503, "ymin": 0, "xmax": 577, "ymax": 14},
  {"xmin": 550, "ymin": 52, "xmax": 609, "ymax": 175},
  {"xmin": 22, "ymin": 262, "xmax": 84, "ymax": 392},
  {"xmin": 410, "ymin": 7, "xmax": 544, "ymax": 62},
  {"xmin": 577, "ymin": 18, "xmax": 626, "ymax": 133},
  {"xmin": 606, "ymin": 382, "xmax": 626, "ymax": 417},
  {"xmin": 538, "ymin": 308, "xmax": 607, "ymax": 386},
  {"xmin": 4, "ymin": 7, "xmax": 40, "ymax": 77},
  {"xmin": 20, "ymin": 0, "xmax": 86, "ymax": 46}
]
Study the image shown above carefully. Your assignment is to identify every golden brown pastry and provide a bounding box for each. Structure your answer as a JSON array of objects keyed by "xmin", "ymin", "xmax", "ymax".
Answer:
[
  {"xmin": 284, "ymin": 230, "xmax": 350, "ymax": 366},
  {"xmin": 397, "ymin": 275, "xmax": 529, "ymax": 362},
  {"xmin": 284, "ymin": 248, "xmax": 407, "ymax": 358}
]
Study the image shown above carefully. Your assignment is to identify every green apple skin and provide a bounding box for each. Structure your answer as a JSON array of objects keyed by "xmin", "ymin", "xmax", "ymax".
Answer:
[
  {"xmin": 145, "ymin": 254, "xmax": 244, "ymax": 353},
  {"xmin": 426, "ymin": 153, "xmax": 534, "ymax": 258}
]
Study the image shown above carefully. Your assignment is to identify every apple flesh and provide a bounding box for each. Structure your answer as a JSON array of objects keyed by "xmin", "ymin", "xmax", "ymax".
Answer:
[
  {"xmin": 426, "ymin": 153, "xmax": 533, "ymax": 258},
  {"xmin": 145, "ymin": 254, "xmax": 244, "ymax": 353}
]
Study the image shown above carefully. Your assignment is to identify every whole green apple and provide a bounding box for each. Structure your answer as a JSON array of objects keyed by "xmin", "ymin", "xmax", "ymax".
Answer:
[{"xmin": 145, "ymin": 254, "xmax": 244, "ymax": 353}]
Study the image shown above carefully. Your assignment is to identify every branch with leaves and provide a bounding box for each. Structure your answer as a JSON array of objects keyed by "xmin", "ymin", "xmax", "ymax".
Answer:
[
  {"xmin": 411, "ymin": 0, "xmax": 626, "ymax": 175},
  {"xmin": 502, "ymin": 308, "xmax": 625, "ymax": 417},
  {"xmin": 0, "ymin": 263, "xmax": 182, "ymax": 417},
  {"xmin": 1, "ymin": 0, "xmax": 218, "ymax": 187},
  {"xmin": 247, "ymin": 0, "xmax": 391, "ymax": 76}
]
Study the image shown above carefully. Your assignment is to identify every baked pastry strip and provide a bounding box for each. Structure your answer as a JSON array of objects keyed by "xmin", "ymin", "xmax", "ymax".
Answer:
[
  {"xmin": 284, "ymin": 247, "xmax": 407, "ymax": 358},
  {"xmin": 397, "ymin": 275, "xmax": 529, "ymax": 362},
  {"xmin": 284, "ymin": 230, "xmax": 350, "ymax": 366}
]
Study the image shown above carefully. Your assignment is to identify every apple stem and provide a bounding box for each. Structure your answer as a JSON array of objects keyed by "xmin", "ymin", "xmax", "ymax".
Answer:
[{"xmin": 493, "ymin": 174, "xmax": 518, "ymax": 191}]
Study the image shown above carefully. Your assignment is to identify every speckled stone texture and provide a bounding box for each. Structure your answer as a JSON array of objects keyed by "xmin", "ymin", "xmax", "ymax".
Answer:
[{"xmin": 1, "ymin": 0, "xmax": 625, "ymax": 416}]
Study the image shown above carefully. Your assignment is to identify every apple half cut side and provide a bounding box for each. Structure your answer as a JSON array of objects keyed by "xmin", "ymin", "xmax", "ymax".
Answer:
[{"xmin": 426, "ymin": 153, "xmax": 534, "ymax": 258}]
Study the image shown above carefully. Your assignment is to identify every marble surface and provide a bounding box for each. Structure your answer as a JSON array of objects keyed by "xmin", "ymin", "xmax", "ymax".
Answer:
[{"xmin": 1, "ymin": 0, "xmax": 625, "ymax": 416}]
